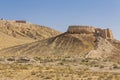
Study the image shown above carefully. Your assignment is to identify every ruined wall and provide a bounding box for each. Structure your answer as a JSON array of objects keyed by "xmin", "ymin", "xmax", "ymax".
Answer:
[
  {"xmin": 97, "ymin": 29, "xmax": 113, "ymax": 40},
  {"xmin": 67, "ymin": 26, "xmax": 95, "ymax": 34},
  {"xmin": 67, "ymin": 26, "xmax": 114, "ymax": 40},
  {"xmin": 106, "ymin": 29, "xmax": 114, "ymax": 40},
  {"xmin": 15, "ymin": 20, "xmax": 26, "ymax": 23},
  {"xmin": 0, "ymin": 18, "xmax": 26, "ymax": 24}
]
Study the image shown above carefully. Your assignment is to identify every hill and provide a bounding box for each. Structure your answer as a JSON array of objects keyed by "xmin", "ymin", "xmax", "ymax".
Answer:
[
  {"xmin": 0, "ymin": 19, "xmax": 60, "ymax": 49},
  {"xmin": 0, "ymin": 33, "xmax": 95, "ymax": 57},
  {"xmin": 0, "ymin": 25, "xmax": 120, "ymax": 80},
  {"xmin": 0, "ymin": 25, "xmax": 119, "ymax": 60}
]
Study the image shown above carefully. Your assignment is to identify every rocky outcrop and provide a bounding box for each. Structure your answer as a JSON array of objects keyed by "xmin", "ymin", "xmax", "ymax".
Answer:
[
  {"xmin": 67, "ymin": 25, "xmax": 114, "ymax": 40},
  {"xmin": 86, "ymin": 37, "xmax": 115, "ymax": 59}
]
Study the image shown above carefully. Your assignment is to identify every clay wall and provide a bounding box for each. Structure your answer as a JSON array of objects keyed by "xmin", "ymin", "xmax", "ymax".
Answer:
[
  {"xmin": 67, "ymin": 26, "xmax": 95, "ymax": 34},
  {"xmin": 67, "ymin": 26, "xmax": 114, "ymax": 40},
  {"xmin": 15, "ymin": 20, "xmax": 26, "ymax": 23}
]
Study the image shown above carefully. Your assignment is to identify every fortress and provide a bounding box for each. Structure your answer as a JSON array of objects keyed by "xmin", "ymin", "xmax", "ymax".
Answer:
[{"xmin": 67, "ymin": 25, "xmax": 114, "ymax": 40}]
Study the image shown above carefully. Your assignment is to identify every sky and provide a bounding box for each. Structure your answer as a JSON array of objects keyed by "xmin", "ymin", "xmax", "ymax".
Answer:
[{"xmin": 0, "ymin": 0, "xmax": 120, "ymax": 40}]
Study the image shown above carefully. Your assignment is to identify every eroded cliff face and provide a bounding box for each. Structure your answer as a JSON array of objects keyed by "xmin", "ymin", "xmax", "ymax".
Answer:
[{"xmin": 67, "ymin": 26, "xmax": 114, "ymax": 40}]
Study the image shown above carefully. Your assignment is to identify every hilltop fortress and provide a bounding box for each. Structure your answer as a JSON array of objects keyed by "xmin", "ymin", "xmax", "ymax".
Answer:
[{"xmin": 67, "ymin": 25, "xmax": 114, "ymax": 40}]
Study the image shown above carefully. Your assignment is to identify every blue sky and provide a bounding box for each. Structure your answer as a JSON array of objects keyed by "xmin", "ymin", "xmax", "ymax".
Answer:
[{"xmin": 0, "ymin": 0, "xmax": 120, "ymax": 39}]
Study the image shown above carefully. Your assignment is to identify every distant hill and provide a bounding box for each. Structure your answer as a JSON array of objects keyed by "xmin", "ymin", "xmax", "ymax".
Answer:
[{"xmin": 0, "ymin": 19, "xmax": 60, "ymax": 49}]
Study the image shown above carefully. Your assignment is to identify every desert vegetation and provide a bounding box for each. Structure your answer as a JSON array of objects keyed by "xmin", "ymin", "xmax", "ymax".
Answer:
[{"xmin": 0, "ymin": 56, "xmax": 120, "ymax": 80}]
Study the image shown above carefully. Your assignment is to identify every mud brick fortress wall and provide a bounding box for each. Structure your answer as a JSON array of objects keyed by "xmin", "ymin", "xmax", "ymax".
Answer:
[{"xmin": 67, "ymin": 26, "xmax": 114, "ymax": 40}]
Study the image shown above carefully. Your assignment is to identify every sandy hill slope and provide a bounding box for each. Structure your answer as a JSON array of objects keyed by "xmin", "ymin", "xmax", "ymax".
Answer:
[
  {"xmin": 0, "ymin": 20, "xmax": 60, "ymax": 49},
  {"xmin": 0, "ymin": 33, "xmax": 95, "ymax": 57},
  {"xmin": 0, "ymin": 31, "xmax": 33, "ymax": 50},
  {"xmin": 0, "ymin": 33, "xmax": 118, "ymax": 59},
  {"xmin": 0, "ymin": 20, "xmax": 60, "ymax": 40},
  {"xmin": 86, "ymin": 37, "xmax": 120, "ymax": 59}
]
